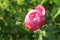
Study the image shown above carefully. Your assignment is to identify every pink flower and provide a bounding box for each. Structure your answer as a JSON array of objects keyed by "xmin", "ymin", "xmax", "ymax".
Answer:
[{"xmin": 24, "ymin": 5, "xmax": 45, "ymax": 31}]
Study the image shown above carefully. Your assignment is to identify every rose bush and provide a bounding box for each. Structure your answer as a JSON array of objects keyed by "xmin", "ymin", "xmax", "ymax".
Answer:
[{"xmin": 0, "ymin": 0, "xmax": 60, "ymax": 40}]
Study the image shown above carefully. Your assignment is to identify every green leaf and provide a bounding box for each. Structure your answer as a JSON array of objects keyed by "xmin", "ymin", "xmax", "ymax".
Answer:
[
  {"xmin": 44, "ymin": 32, "xmax": 57, "ymax": 40},
  {"xmin": 40, "ymin": 0, "xmax": 47, "ymax": 5},
  {"xmin": 54, "ymin": 0, "xmax": 60, "ymax": 6},
  {"xmin": 53, "ymin": 7, "xmax": 60, "ymax": 20}
]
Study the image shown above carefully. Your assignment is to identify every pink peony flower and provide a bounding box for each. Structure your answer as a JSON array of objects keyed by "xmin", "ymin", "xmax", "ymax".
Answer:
[{"xmin": 24, "ymin": 5, "xmax": 45, "ymax": 31}]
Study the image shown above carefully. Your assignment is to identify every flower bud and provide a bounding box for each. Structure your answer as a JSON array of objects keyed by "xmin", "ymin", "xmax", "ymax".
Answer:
[{"xmin": 24, "ymin": 5, "xmax": 45, "ymax": 31}]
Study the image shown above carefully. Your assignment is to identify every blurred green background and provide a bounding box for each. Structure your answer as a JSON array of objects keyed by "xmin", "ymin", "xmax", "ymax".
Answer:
[{"xmin": 0, "ymin": 0, "xmax": 60, "ymax": 40}]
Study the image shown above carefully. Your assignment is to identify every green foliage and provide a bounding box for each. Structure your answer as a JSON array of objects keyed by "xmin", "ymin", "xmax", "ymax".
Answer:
[{"xmin": 0, "ymin": 0, "xmax": 60, "ymax": 40}]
